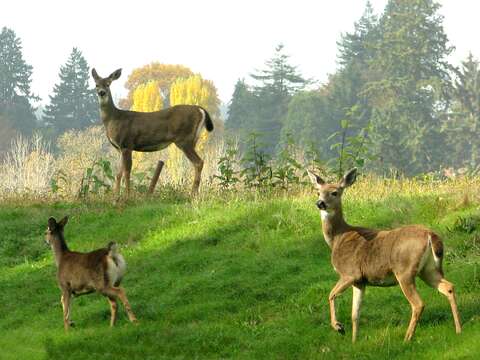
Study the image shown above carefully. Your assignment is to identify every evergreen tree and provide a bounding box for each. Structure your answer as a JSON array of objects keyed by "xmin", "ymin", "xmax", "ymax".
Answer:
[
  {"xmin": 364, "ymin": 0, "xmax": 453, "ymax": 174},
  {"xmin": 443, "ymin": 53, "xmax": 480, "ymax": 168},
  {"xmin": 281, "ymin": 90, "xmax": 329, "ymax": 151},
  {"xmin": 250, "ymin": 44, "xmax": 308, "ymax": 151},
  {"xmin": 0, "ymin": 26, "xmax": 38, "ymax": 134},
  {"xmin": 42, "ymin": 48, "xmax": 98, "ymax": 135},
  {"xmin": 225, "ymin": 79, "xmax": 257, "ymax": 133}
]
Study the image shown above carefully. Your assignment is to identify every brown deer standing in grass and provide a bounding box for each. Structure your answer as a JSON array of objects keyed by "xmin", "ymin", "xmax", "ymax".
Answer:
[
  {"xmin": 307, "ymin": 168, "xmax": 462, "ymax": 342},
  {"xmin": 45, "ymin": 216, "xmax": 138, "ymax": 330},
  {"xmin": 91, "ymin": 68, "xmax": 214, "ymax": 196}
]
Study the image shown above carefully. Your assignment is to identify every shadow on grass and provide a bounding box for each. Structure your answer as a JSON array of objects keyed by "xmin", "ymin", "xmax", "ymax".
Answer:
[{"xmin": 0, "ymin": 194, "xmax": 477, "ymax": 359}]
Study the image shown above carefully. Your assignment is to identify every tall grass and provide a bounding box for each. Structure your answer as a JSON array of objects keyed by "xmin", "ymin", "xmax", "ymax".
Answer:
[{"xmin": 0, "ymin": 134, "xmax": 55, "ymax": 196}]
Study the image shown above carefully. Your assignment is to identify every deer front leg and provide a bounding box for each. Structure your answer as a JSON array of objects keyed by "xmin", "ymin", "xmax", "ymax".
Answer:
[
  {"xmin": 328, "ymin": 277, "xmax": 354, "ymax": 335},
  {"xmin": 61, "ymin": 291, "xmax": 72, "ymax": 331},
  {"xmin": 121, "ymin": 149, "xmax": 133, "ymax": 196},
  {"xmin": 352, "ymin": 284, "xmax": 365, "ymax": 343},
  {"xmin": 114, "ymin": 156, "xmax": 124, "ymax": 195}
]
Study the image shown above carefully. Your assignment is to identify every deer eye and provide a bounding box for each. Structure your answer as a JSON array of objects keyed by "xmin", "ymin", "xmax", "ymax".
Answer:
[{"xmin": 331, "ymin": 191, "xmax": 338, "ymax": 197}]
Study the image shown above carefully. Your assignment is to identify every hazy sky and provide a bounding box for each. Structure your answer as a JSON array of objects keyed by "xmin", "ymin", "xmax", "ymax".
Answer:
[{"xmin": 1, "ymin": 0, "xmax": 479, "ymax": 105}]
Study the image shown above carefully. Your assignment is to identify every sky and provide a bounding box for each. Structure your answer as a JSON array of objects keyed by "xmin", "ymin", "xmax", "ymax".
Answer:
[{"xmin": 1, "ymin": 0, "xmax": 479, "ymax": 106}]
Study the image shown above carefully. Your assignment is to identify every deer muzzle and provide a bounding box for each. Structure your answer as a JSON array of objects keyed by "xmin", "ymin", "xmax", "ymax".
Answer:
[{"xmin": 316, "ymin": 200, "xmax": 327, "ymax": 210}]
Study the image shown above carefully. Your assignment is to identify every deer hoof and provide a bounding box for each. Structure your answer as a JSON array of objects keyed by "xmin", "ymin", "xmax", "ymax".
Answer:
[{"xmin": 333, "ymin": 322, "xmax": 345, "ymax": 335}]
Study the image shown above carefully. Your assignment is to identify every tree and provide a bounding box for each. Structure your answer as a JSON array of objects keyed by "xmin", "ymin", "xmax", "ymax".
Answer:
[
  {"xmin": 251, "ymin": 44, "xmax": 307, "ymax": 96},
  {"xmin": 169, "ymin": 74, "xmax": 220, "ymax": 118},
  {"xmin": 281, "ymin": 90, "xmax": 329, "ymax": 151},
  {"xmin": 0, "ymin": 26, "xmax": 38, "ymax": 135},
  {"xmin": 364, "ymin": 0, "xmax": 453, "ymax": 174},
  {"xmin": 248, "ymin": 44, "xmax": 308, "ymax": 152},
  {"xmin": 225, "ymin": 79, "xmax": 257, "ymax": 133},
  {"xmin": 442, "ymin": 53, "xmax": 480, "ymax": 168},
  {"xmin": 120, "ymin": 63, "xmax": 193, "ymax": 109},
  {"xmin": 167, "ymin": 74, "xmax": 221, "ymax": 180},
  {"xmin": 131, "ymin": 81, "xmax": 163, "ymax": 112},
  {"xmin": 42, "ymin": 48, "xmax": 98, "ymax": 135}
]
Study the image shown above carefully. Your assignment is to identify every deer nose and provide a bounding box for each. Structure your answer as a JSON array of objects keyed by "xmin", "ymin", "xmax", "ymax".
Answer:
[
  {"xmin": 98, "ymin": 90, "xmax": 106, "ymax": 97},
  {"xmin": 316, "ymin": 200, "xmax": 327, "ymax": 210}
]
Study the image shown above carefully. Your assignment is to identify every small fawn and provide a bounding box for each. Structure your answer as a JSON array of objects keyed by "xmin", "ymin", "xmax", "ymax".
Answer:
[
  {"xmin": 308, "ymin": 168, "xmax": 461, "ymax": 342},
  {"xmin": 45, "ymin": 216, "xmax": 138, "ymax": 330}
]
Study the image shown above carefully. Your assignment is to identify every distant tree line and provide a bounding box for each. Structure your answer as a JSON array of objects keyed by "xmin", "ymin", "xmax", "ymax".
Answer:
[
  {"xmin": 1, "ymin": 0, "xmax": 479, "ymax": 175},
  {"xmin": 226, "ymin": 0, "xmax": 480, "ymax": 175}
]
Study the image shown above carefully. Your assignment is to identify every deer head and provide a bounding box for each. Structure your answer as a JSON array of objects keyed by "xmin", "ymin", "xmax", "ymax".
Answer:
[
  {"xmin": 307, "ymin": 168, "xmax": 357, "ymax": 213},
  {"xmin": 45, "ymin": 216, "xmax": 69, "ymax": 246},
  {"xmin": 91, "ymin": 68, "xmax": 122, "ymax": 105}
]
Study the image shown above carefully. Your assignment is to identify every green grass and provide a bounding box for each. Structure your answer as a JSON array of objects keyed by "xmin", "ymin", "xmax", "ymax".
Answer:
[{"xmin": 0, "ymin": 191, "xmax": 479, "ymax": 359}]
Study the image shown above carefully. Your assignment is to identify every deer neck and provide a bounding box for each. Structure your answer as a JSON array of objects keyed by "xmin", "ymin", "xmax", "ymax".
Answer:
[
  {"xmin": 320, "ymin": 206, "xmax": 350, "ymax": 248},
  {"xmin": 99, "ymin": 93, "xmax": 119, "ymax": 123},
  {"xmin": 50, "ymin": 234, "xmax": 70, "ymax": 267}
]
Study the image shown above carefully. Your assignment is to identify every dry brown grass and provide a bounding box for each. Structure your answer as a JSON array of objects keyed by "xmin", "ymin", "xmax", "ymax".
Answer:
[{"xmin": 1, "ymin": 127, "xmax": 479, "ymax": 206}]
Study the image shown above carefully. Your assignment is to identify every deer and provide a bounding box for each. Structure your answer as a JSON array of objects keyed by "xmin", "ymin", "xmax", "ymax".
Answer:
[
  {"xmin": 91, "ymin": 68, "xmax": 214, "ymax": 196},
  {"xmin": 45, "ymin": 216, "xmax": 138, "ymax": 331},
  {"xmin": 307, "ymin": 168, "xmax": 462, "ymax": 342}
]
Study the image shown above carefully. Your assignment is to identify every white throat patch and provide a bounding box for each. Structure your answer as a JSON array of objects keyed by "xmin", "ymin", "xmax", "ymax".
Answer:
[{"xmin": 320, "ymin": 210, "xmax": 333, "ymax": 221}]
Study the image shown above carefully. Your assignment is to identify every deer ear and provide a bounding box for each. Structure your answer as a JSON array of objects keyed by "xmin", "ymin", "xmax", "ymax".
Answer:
[
  {"xmin": 109, "ymin": 68, "xmax": 122, "ymax": 81},
  {"xmin": 340, "ymin": 168, "xmax": 357, "ymax": 188},
  {"xmin": 58, "ymin": 216, "xmax": 69, "ymax": 228},
  {"xmin": 48, "ymin": 217, "xmax": 57, "ymax": 231},
  {"xmin": 92, "ymin": 68, "xmax": 100, "ymax": 81},
  {"xmin": 307, "ymin": 170, "xmax": 325, "ymax": 186}
]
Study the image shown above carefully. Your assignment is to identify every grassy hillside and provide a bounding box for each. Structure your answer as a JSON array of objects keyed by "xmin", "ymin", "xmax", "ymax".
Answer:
[{"xmin": 0, "ymin": 181, "xmax": 479, "ymax": 359}]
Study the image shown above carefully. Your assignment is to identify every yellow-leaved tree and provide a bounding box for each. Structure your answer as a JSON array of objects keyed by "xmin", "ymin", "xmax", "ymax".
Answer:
[
  {"xmin": 120, "ymin": 63, "xmax": 193, "ymax": 109},
  {"xmin": 130, "ymin": 81, "xmax": 163, "ymax": 174},
  {"xmin": 168, "ymin": 74, "xmax": 221, "ymax": 182},
  {"xmin": 131, "ymin": 80, "xmax": 163, "ymax": 112}
]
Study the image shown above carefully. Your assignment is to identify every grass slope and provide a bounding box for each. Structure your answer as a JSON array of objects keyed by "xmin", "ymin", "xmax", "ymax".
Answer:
[{"xmin": 0, "ymin": 190, "xmax": 479, "ymax": 359}]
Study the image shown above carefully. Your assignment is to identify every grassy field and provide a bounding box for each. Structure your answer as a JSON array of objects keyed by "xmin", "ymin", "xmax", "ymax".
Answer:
[{"xmin": 0, "ymin": 179, "xmax": 479, "ymax": 359}]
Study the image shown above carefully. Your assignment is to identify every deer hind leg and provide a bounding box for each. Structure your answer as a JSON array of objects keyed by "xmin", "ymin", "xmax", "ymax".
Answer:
[
  {"xmin": 102, "ymin": 287, "xmax": 138, "ymax": 323},
  {"xmin": 107, "ymin": 296, "xmax": 118, "ymax": 327},
  {"xmin": 328, "ymin": 277, "xmax": 355, "ymax": 335},
  {"xmin": 177, "ymin": 144, "xmax": 204, "ymax": 195},
  {"xmin": 61, "ymin": 291, "xmax": 72, "ymax": 331},
  {"xmin": 121, "ymin": 149, "xmax": 133, "ymax": 196},
  {"xmin": 352, "ymin": 284, "xmax": 365, "ymax": 343},
  {"xmin": 420, "ymin": 270, "xmax": 462, "ymax": 334},
  {"xmin": 397, "ymin": 276, "xmax": 424, "ymax": 341}
]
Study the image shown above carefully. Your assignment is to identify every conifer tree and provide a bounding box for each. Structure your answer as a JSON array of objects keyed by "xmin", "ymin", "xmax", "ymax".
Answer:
[
  {"xmin": 364, "ymin": 0, "xmax": 453, "ymax": 174},
  {"xmin": 249, "ymin": 44, "xmax": 308, "ymax": 151},
  {"xmin": 0, "ymin": 26, "xmax": 38, "ymax": 134},
  {"xmin": 42, "ymin": 48, "xmax": 98, "ymax": 135}
]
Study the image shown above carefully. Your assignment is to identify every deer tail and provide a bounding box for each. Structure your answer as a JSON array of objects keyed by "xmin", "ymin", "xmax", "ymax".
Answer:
[
  {"xmin": 107, "ymin": 241, "xmax": 119, "ymax": 256},
  {"xmin": 428, "ymin": 232, "xmax": 444, "ymax": 273},
  {"xmin": 199, "ymin": 107, "xmax": 214, "ymax": 132}
]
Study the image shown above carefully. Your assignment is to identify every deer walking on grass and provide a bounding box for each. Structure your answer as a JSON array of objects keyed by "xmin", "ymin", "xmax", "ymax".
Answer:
[
  {"xmin": 45, "ymin": 216, "xmax": 138, "ymax": 330},
  {"xmin": 91, "ymin": 68, "xmax": 214, "ymax": 196},
  {"xmin": 307, "ymin": 168, "xmax": 462, "ymax": 342}
]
